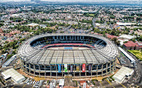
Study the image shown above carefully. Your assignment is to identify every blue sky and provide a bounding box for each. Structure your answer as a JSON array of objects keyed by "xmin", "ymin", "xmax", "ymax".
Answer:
[{"xmin": 0, "ymin": 0, "xmax": 139, "ymax": 2}]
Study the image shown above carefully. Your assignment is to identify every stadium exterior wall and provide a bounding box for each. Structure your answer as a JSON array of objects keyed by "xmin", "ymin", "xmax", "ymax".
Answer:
[
  {"xmin": 21, "ymin": 60, "xmax": 116, "ymax": 78},
  {"xmin": 19, "ymin": 34, "xmax": 118, "ymax": 78}
]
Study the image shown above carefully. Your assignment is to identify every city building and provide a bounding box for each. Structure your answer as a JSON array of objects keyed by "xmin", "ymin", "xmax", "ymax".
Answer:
[
  {"xmin": 0, "ymin": 28, "xmax": 4, "ymax": 36},
  {"xmin": 106, "ymin": 34, "xmax": 118, "ymax": 40},
  {"xmin": 123, "ymin": 41, "xmax": 139, "ymax": 50},
  {"xmin": 113, "ymin": 66, "xmax": 134, "ymax": 83},
  {"xmin": 1, "ymin": 68, "xmax": 25, "ymax": 84}
]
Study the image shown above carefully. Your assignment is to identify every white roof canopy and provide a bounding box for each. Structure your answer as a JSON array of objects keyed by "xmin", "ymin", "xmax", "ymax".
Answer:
[
  {"xmin": 113, "ymin": 66, "xmax": 134, "ymax": 83},
  {"xmin": 1, "ymin": 68, "xmax": 25, "ymax": 83}
]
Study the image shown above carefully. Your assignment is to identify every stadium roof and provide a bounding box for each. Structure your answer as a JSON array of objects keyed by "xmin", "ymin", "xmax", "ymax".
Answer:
[{"xmin": 18, "ymin": 33, "xmax": 118, "ymax": 64}]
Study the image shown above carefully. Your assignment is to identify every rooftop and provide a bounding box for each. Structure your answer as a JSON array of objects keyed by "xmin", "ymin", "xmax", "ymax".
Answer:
[
  {"xmin": 124, "ymin": 41, "xmax": 139, "ymax": 47},
  {"xmin": 27, "ymin": 23, "xmax": 39, "ymax": 27},
  {"xmin": 0, "ymin": 28, "xmax": 3, "ymax": 33},
  {"xmin": 113, "ymin": 66, "xmax": 134, "ymax": 83},
  {"xmin": 1, "ymin": 68, "xmax": 25, "ymax": 84},
  {"xmin": 119, "ymin": 34, "xmax": 136, "ymax": 40}
]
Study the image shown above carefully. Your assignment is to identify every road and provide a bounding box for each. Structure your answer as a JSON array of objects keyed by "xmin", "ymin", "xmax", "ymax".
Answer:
[
  {"xmin": 116, "ymin": 47, "xmax": 142, "ymax": 87},
  {"xmin": 123, "ymin": 50, "xmax": 142, "ymax": 87}
]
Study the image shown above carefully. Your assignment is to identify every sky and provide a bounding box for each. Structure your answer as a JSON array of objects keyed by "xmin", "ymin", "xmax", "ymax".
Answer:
[{"xmin": 0, "ymin": 0, "xmax": 139, "ymax": 2}]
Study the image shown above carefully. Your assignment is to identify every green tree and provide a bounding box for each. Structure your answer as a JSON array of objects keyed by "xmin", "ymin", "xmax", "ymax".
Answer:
[{"xmin": 103, "ymin": 31, "xmax": 106, "ymax": 37}]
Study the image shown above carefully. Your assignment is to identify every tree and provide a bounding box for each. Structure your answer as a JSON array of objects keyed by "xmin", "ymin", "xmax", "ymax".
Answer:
[
  {"xmin": 103, "ymin": 31, "xmax": 106, "ymax": 37},
  {"xmin": 116, "ymin": 41, "xmax": 120, "ymax": 46},
  {"xmin": 138, "ymin": 35, "xmax": 142, "ymax": 41},
  {"xmin": 55, "ymin": 26, "xmax": 58, "ymax": 29},
  {"xmin": 130, "ymin": 47, "xmax": 132, "ymax": 50},
  {"xmin": 0, "ymin": 44, "xmax": 2, "ymax": 50},
  {"xmin": 124, "ymin": 41, "xmax": 128, "ymax": 43},
  {"xmin": 111, "ymin": 37, "xmax": 120, "ymax": 45},
  {"xmin": 140, "ymin": 49, "xmax": 142, "ymax": 52},
  {"xmin": 7, "ymin": 54, "xmax": 13, "ymax": 60},
  {"xmin": 0, "ymin": 23, "xmax": 4, "ymax": 27},
  {"xmin": 2, "ymin": 49, "xmax": 6, "ymax": 54},
  {"xmin": 111, "ymin": 37, "xmax": 117, "ymax": 42},
  {"xmin": 110, "ymin": 15, "xmax": 115, "ymax": 19},
  {"xmin": 130, "ymin": 38, "xmax": 136, "ymax": 42},
  {"xmin": 110, "ymin": 30, "xmax": 115, "ymax": 35},
  {"xmin": 134, "ymin": 46, "xmax": 137, "ymax": 50},
  {"xmin": 12, "ymin": 50, "xmax": 16, "ymax": 54}
]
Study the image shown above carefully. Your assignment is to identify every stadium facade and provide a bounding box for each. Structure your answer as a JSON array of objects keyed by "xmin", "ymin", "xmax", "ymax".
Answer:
[{"xmin": 18, "ymin": 34, "xmax": 119, "ymax": 78}]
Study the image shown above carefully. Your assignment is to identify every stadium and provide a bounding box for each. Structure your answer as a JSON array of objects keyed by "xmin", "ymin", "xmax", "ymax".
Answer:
[{"xmin": 18, "ymin": 34, "xmax": 119, "ymax": 78}]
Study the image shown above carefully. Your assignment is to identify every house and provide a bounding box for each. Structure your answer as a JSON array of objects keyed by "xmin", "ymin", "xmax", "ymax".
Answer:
[
  {"xmin": 27, "ymin": 23, "xmax": 39, "ymax": 27},
  {"xmin": 0, "ymin": 28, "xmax": 3, "ymax": 33},
  {"xmin": 0, "ymin": 28, "xmax": 4, "ymax": 36},
  {"xmin": 123, "ymin": 41, "xmax": 139, "ymax": 50},
  {"xmin": 106, "ymin": 33, "xmax": 118, "ymax": 39},
  {"xmin": 119, "ymin": 34, "xmax": 136, "ymax": 40},
  {"xmin": 10, "ymin": 30, "xmax": 21, "ymax": 35},
  {"xmin": 134, "ymin": 29, "xmax": 142, "ymax": 36},
  {"xmin": 136, "ymin": 41, "xmax": 142, "ymax": 49},
  {"xmin": 116, "ymin": 22, "xmax": 136, "ymax": 26}
]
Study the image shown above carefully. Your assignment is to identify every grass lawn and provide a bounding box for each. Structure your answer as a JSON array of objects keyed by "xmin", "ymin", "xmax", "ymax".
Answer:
[
  {"xmin": 89, "ymin": 14, "xmax": 95, "ymax": 17},
  {"xmin": 128, "ymin": 50, "xmax": 142, "ymax": 61}
]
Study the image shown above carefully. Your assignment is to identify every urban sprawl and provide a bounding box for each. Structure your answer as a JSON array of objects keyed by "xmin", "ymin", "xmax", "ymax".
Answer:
[{"xmin": 0, "ymin": 1, "xmax": 142, "ymax": 88}]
